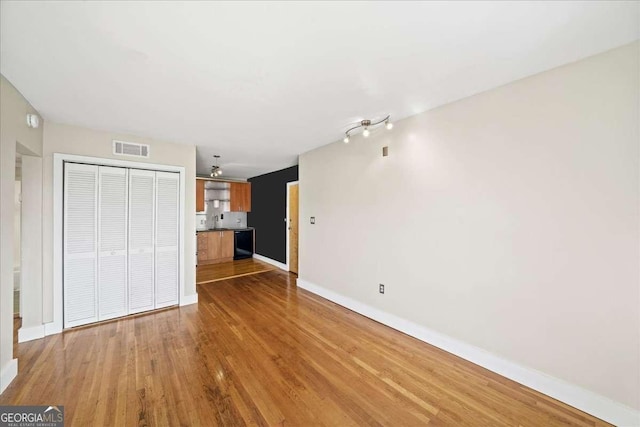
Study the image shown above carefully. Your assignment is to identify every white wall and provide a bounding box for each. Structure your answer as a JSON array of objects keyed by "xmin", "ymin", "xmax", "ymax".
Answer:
[
  {"xmin": 41, "ymin": 121, "xmax": 197, "ymax": 324},
  {"xmin": 19, "ymin": 155, "xmax": 43, "ymax": 335},
  {"xmin": 0, "ymin": 75, "xmax": 43, "ymax": 392},
  {"xmin": 299, "ymin": 41, "xmax": 639, "ymax": 415}
]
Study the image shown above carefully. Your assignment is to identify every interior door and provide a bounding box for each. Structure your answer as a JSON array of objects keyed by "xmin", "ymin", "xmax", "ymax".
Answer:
[
  {"xmin": 98, "ymin": 166, "xmax": 128, "ymax": 321},
  {"xmin": 288, "ymin": 183, "xmax": 299, "ymax": 274},
  {"xmin": 155, "ymin": 171, "xmax": 179, "ymax": 308},
  {"xmin": 64, "ymin": 163, "xmax": 99, "ymax": 328},
  {"xmin": 128, "ymin": 169, "xmax": 156, "ymax": 314}
]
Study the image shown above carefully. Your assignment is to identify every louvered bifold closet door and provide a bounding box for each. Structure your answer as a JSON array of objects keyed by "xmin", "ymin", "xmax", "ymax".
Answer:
[
  {"xmin": 98, "ymin": 166, "xmax": 128, "ymax": 321},
  {"xmin": 128, "ymin": 169, "xmax": 156, "ymax": 314},
  {"xmin": 155, "ymin": 172, "xmax": 180, "ymax": 308},
  {"xmin": 64, "ymin": 163, "xmax": 99, "ymax": 328}
]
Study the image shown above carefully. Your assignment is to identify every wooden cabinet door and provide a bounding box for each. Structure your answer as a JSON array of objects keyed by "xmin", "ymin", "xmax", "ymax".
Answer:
[
  {"xmin": 208, "ymin": 231, "xmax": 222, "ymax": 260},
  {"xmin": 242, "ymin": 182, "xmax": 251, "ymax": 212},
  {"xmin": 197, "ymin": 233, "xmax": 209, "ymax": 263},
  {"xmin": 229, "ymin": 182, "xmax": 240, "ymax": 212},
  {"xmin": 230, "ymin": 182, "xmax": 251, "ymax": 212},
  {"xmin": 196, "ymin": 179, "xmax": 205, "ymax": 212},
  {"xmin": 220, "ymin": 231, "xmax": 234, "ymax": 259}
]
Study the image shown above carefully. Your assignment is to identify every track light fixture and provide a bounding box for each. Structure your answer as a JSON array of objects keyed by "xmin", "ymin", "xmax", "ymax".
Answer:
[
  {"xmin": 210, "ymin": 155, "xmax": 223, "ymax": 177},
  {"xmin": 343, "ymin": 115, "xmax": 392, "ymax": 143}
]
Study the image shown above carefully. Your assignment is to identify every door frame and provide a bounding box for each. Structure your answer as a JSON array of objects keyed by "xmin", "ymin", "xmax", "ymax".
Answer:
[
  {"xmin": 47, "ymin": 153, "xmax": 188, "ymax": 336},
  {"xmin": 285, "ymin": 180, "xmax": 299, "ymax": 273}
]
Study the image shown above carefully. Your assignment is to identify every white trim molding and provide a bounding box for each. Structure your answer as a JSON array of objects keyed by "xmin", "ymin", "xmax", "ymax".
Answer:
[
  {"xmin": 296, "ymin": 278, "xmax": 640, "ymax": 427},
  {"xmin": 18, "ymin": 325, "xmax": 45, "ymax": 343},
  {"xmin": 179, "ymin": 293, "xmax": 198, "ymax": 306},
  {"xmin": 0, "ymin": 359, "xmax": 18, "ymax": 394},
  {"xmin": 253, "ymin": 253, "xmax": 288, "ymax": 271},
  {"xmin": 44, "ymin": 321, "xmax": 62, "ymax": 337}
]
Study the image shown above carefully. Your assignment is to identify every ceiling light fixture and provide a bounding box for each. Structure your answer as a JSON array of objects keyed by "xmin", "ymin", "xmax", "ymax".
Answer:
[
  {"xmin": 343, "ymin": 115, "xmax": 392, "ymax": 142},
  {"xmin": 210, "ymin": 155, "xmax": 223, "ymax": 177}
]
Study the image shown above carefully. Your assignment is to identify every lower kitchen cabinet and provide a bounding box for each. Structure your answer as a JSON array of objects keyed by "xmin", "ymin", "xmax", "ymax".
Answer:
[{"xmin": 197, "ymin": 230, "xmax": 234, "ymax": 264}]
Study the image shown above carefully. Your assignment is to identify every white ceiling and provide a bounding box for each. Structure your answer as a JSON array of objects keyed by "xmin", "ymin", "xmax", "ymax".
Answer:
[{"xmin": 1, "ymin": 1, "xmax": 638, "ymax": 178}]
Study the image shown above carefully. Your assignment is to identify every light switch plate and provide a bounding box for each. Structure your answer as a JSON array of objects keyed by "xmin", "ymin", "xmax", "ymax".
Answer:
[{"xmin": 310, "ymin": 217, "xmax": 315, "ymax": 224}]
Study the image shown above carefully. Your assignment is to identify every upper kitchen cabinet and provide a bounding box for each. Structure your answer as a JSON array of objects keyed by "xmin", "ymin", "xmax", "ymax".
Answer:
[
  {"xmin": 195, "ymin": 179, "xmax": 251, "ymax": 212},
  {"xmin": 230, "ymin": 182, "xmax": 251, "ymax": 212},
  {"xmin": 196, "ymin": 178, "xmax": 205, "ymax": 212}
]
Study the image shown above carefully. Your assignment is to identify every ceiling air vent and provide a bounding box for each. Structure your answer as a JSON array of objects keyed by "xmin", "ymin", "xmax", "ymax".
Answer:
[{"xmin": 113, "ymin": 140, "xmax": 150, "ymax": 158}]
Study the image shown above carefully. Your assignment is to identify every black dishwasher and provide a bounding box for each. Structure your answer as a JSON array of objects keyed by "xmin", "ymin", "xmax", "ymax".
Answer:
[{"xmin": 234, "ymin": 230, "xmax": 254, "ymax": 260}]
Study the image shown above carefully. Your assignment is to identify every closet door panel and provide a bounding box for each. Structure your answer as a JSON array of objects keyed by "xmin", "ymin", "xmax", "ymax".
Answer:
[
  {"xmin": 128, "ymin": 169, "xmax": 156, "ymax": 314},
  {"xmin": 155, "ymin": 172, "xmax": 179, "ymax": 308},
  {"xmin": 98, "ymin": 166, "xmax": 128, "ymax": 321},
  {"xmin": 64, "ymin": 163, "xmax": 98, "ymax": 328}
]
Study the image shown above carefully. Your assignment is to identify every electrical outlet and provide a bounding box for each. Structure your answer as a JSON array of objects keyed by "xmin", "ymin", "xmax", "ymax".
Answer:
[
  {"xmin": 310, "ymin": 217, "xmax": 315, "ymax": 224},
  {"xmin": 379, "ymin": 284, "xmax": 385, "ymax": 294}
]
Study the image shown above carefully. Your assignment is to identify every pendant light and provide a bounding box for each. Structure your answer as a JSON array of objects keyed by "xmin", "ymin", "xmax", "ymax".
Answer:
[{"xmin": 210, "ymin": 155, "xmax": 223, "ymax": 177}]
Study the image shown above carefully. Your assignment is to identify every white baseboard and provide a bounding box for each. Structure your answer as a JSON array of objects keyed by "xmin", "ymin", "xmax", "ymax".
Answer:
[
  {"xmin": 18, "ymin": 324, "xmax": 46, "ymax": 343},
  {"xmin": 296, "ymin": 278, "xmax": 640, "ymax": 427},
  {"xmin": 180, "ymin": 293, "xmax": 198, "ymax": 306},
  {"xmin": 44, "ymin": 320, "xmax": 62, "ymax": 336},
  {"xmin": 253, "ymin": 253, "xmax": 288, "ymax": 271},
  {"xmin": 0, "ymin": 359, "xmax": 18, "ymax": 394}
]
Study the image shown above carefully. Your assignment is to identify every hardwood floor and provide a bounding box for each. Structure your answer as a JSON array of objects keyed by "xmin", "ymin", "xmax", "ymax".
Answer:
[
  {"xmin": 196, "ymin": 258, "xmax": 275, "ymax": 284},
  {"xmin": 1, "ymin": 270, "xmax": 609, "ymax": 426}
]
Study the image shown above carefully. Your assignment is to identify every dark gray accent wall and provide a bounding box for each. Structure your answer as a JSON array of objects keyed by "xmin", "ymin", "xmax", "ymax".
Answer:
[{"xmin": 248, "ymin": 165, "xmax": 298, "ymax": 263}]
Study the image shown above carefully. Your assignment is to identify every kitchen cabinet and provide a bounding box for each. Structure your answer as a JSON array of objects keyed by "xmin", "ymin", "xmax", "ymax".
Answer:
[
  {"xmin": 220, "ymin": 231, "xmax": 234, "ymax": 259},
  {"xmin": 197, "ymin": 230, "xmax": 234, "ymax": 264},
  {"xmin": 195, "ymin": 179, "xmax": 250, "ymax": 213},
  {"xmin": 196, "ymin": 178, "xmax": 205, "ymax": 212},
  {"xmin": 230, "ymin": 182, "xmax": 251, "ymax": 212}
]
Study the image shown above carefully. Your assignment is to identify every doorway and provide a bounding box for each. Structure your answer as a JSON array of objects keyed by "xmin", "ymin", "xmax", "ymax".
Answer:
[
  {"xmin": 287, "ymin": 181, "xmax": 299, "ymax": 275},
  {"xmin": 13, "ymin": 155, "xmax": 21, "ymax": 318}
]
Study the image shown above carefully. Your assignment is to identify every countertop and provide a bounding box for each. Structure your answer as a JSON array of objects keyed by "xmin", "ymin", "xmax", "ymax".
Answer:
[{"xmin": 197, "ymin": 227, "xmax": 254, "ymax": 233}]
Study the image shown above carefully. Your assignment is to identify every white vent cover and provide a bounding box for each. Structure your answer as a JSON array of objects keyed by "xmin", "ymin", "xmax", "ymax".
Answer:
[{"xmin": 113, "ymin": 140, "xmax": 150, "ymax": 158}]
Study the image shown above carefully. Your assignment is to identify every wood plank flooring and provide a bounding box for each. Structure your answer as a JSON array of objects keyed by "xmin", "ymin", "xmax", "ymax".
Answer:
[
  {"xmin": 197, "ymin": 258, "xmax": 275, "ymax": 284},
  {"xmin": 1, "ymin": 270, "xmax": 610, "ymax": 426}
]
